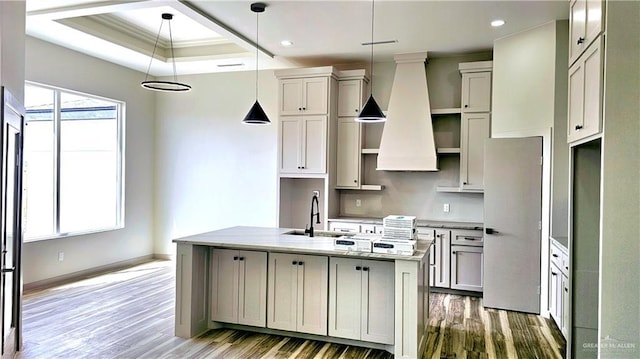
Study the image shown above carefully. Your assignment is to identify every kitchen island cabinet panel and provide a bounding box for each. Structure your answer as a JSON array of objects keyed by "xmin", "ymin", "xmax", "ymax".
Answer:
[
  {"xmin": 210, "ymin": 249, "xmax": 267, "ymax": 327},
  {"xmin": 267, "ymin": 252, "xmax": 328, "ymax": 336},
  {"xmin": 329, "ymin": 258, "xmax": 394, "ymax": 345}
]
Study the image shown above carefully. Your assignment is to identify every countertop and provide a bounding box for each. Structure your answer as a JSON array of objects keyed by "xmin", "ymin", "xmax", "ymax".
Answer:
[
  {"xmin": 173, "ymin": 226, "xmax": 431, "ymax": 262},
  {"xmin": 329, "ymin": 216, "xmax": 484, "ymax": 231}
]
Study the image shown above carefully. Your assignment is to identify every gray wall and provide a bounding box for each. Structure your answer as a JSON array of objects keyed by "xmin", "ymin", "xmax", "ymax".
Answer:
[
  {"xmin": 153, "ymin": 70, "xmax": 279, "ymax": 256},
  {"xmin": 23, "ymin": 37, "xmax": 156, "ymax": 284},
  {"xmin": 337, "ymin": 53, "xmax": 491, "ymax": 223},
  {"xmin": 1, "ymin": 0, "xmax": 26, "ymax": 103}
]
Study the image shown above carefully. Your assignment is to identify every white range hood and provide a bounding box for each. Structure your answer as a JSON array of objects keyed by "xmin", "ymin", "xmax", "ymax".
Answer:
[{"xmin": 377, "ymin": 52, "xmax": 438, "ymax": 171}]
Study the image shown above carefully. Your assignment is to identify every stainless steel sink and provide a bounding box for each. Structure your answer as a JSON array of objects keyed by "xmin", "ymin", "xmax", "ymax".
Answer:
[{"xmin": 284, "ymin": 229, "xmax": 352, "ymax": 238}]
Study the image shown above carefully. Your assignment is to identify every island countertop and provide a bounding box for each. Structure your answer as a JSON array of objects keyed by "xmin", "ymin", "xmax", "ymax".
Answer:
[{"xmin": 173, "ymin": 226, "xmax": 431, "ymax": 262}]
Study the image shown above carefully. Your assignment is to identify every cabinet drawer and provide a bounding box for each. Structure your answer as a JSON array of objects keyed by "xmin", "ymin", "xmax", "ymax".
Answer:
[
  {"xmin": 451, "ymin": 229, "xmax": 483, "ymax": 246},
  {"xmin": 550, "ymin": 245, "xmax": 563, "ymax": 268},
  {"xmin": 329, "ymin": 221, "xmax": 361, "ymax": 233}
]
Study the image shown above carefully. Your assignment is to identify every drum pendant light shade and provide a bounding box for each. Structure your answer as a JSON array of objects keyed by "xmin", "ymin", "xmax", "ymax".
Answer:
[
  {"xmin": 141, "ymin": 13, "xmax": 191, "ymax": 92},
  {"xmin": 356, "ymin": 0, "xmax": 386, "ymax": 122},
  {"xmin": 243, "ymin": 2, "xmax": 270, "ymax": 125}
]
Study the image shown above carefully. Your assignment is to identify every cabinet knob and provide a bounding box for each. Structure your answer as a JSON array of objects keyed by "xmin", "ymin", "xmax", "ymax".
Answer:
[
  {"xmin": 353, "ymin": 179, "xmax": 357, "ymax": 183},
  {"xmin": 464, "ymin": 104, "xmax": 469, "ymax": 108},
  {"xmin": 551, "ymin": 271, "xmax": 557, "ymax": 276},
  {"xmin": 355, "ymin": 109, "xmax": 358, "ymax": 112},
  {"xmin": 298, "ymin": 107, "xmax": 302, "ymax": 111},
  {"xmin": 233, "ymin": 256, "xmax": 239, "ymax": 260},
  {"xmin": 355, "ymin": 266, "xmax": 362, "ymax": 271},
  {"xmin": 463, "ymin": 181, "xmax": 468, "ymax": 185},
  {"xmin": 362, "ymin": 267, "xmax": 369, "ymax": 272},
  {"xmin": 575, "ymin": 125, "xmax": 583, "ymax": 130},
  {"xmin": 239, "ymin": 257, "xmax": 245, "ymax": 261},
  {"xmin": 302, "ymin": 107, "xmax": 306, "ymax": 111},
  {"xmin": 298, "ymin": 261, "xmax": 304, "ymax": 266},
  {"xmin": 292, "ymin": 261, "xmax": 298, "ymax": 265},
  {"xmin": 577, "ymin": 37, "xmax": 585, "ymax": 44},
  {"xmin": 565, "ymin": 287, "xmax": 568, "ymax": 292},
  {"xmin": 552, "ymin": 254, "xmax": 559, "ymax": 258},
  {"xmin": 452, "ymin": 251, "xmax": 456, "ymax": 254}
]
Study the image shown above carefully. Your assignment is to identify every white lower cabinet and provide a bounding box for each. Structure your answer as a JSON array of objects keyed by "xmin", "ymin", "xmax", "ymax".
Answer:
[
  {"xmin": 328, "ymin": 221, "xmax": 361, "ymax": 233},
  {"xmin": 433, "ymin": 229, "xmax": 451, "ymax": 288},
  {"xmin": 549, "ymin": 239, "xmax": 569, "ymax": 338},
  {"xmin": 450, "ymin": 245, "xmax": 483, "ymax": 292},
  {"xmin": 267, "ymin": 253, "xmax": 328, "ymax": 335},
  {"xmin": 210, "ymin": 249, "xmax": 267, "ymax": 327},
  {"xmin": 328, "ymin": 257, "xmax": 394, "ymax": 344}
]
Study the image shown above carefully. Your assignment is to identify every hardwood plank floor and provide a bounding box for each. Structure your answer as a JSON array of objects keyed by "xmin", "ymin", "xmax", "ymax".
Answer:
[{"xmin": 19, "ymin": 260, "xmax": 565, "ymax": 358}]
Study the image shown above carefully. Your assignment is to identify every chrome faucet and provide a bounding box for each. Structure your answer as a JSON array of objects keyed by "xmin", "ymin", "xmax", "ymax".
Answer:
[{"xmin": 305, "ymin": 192, "xmax": 321, "ymax": 237}]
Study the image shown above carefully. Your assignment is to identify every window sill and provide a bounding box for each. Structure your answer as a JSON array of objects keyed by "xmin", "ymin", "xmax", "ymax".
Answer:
[{"xmin": 23, "ymin": 225, "xmax": 125, "ymax": 243}]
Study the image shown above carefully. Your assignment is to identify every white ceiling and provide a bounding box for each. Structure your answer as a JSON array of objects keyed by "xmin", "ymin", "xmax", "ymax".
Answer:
[{"xmin": 26, "ymin": 0, "xmax": 569, "ymax": 76}]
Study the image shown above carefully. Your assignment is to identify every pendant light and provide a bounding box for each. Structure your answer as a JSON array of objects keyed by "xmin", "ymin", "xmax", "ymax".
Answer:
[
  {"xmin": 243, "ymin": 3, "xmax": 271, "ymax": 125},
  {"xmin": 141, "ymin": 13, "xmax": 191, "ymax": 92},
  {"xmin": 356, "ymin": 0, "xmax": 386, "ymax": 122}
]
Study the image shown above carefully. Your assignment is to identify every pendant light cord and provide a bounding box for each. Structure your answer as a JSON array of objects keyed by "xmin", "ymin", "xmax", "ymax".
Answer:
[
  {"xmin": 144, "ymin": 21, "xmax": 164, "ymax": 82},
  {"xmin": 168, "ymin": 19, "xmax": 178, "ymax": 84},
  {"xmin": 370, "ymin": 0, "xmax": 375, "ymax": 96},
  {"xmin": 255, "ymin": 10, "xmax": 259, "ymax": 101}
]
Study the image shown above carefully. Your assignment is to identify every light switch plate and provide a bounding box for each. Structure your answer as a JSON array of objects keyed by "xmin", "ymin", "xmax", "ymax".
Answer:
[{"xmin": 443, "ymin": 203, "xmax": 450, "ymax": 213}]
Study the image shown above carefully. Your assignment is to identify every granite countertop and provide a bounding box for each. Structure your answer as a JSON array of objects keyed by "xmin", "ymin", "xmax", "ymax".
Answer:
[
  {"xmin": 173, "ymin": 226, "xmax": 431, "ymax": 262},
  {"xmin": 329, "ymin": 216, "xmax": 484, "ymax": 231}
]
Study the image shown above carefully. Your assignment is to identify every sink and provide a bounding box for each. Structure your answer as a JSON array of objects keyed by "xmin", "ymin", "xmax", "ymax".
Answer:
[{"xmin": 284, "ymin": 229, "xmax": 352, "ymax": 239}]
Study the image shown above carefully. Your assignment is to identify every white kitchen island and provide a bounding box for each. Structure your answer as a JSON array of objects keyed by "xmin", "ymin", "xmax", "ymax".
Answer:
[{"xmin": 173, "ymin": 226, "xmax": 431, "ymax": 358}]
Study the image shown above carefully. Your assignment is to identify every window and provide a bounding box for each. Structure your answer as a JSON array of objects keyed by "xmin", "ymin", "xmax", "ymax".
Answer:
[{"xmin": 23, "ymin": 83, "xmax": 125, "ymax": 240}]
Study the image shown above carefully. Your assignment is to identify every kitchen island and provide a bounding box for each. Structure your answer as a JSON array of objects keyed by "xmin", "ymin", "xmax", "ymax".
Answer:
[{"xmin": 173, "ymin": 226, "xmax": 431, "ymax": 358}]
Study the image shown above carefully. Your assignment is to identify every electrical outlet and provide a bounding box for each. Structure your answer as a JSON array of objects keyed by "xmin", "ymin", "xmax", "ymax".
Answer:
[
  {"xmin": 58, "ymin": 252, "xmax": 64, "ymax": 262},
  {"xmin": 356, "ymin": 199, "xmax": 362, "ymax": 207},
  {"xmin": 312, "ymin": 190, "xmax": 320, "ymax": 197},
  {"xmin": 443, "ymin": 203, "xmax": 450, "ymax": 213}
]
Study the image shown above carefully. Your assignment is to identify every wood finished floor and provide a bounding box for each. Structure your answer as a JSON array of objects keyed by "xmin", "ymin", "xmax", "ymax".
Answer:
[{"xmin": 20, "ymin": 260, "xmax": 565, "ymax": 359}]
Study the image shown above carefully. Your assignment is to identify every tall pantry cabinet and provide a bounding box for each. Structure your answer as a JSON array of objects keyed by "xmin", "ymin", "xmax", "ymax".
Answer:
[{"xmin": 276, "ymin": 67, "xmax": 340, "ymax": 230}]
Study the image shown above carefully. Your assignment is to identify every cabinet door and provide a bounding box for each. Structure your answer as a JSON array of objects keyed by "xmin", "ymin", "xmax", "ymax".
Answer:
[
  {"xmin": 338, "ymin": 80, "xmax": 362, "ymax": 117},
  {"xmin": 267, "ymin": 253, "xmax": 298, "ymax": 332},
  {"xmin": 460, "ymin": 113, "xmax": 490, "ymax": 190},
  {"xmin": 361, "ymin": 224, "xmax": 376, "ymax": 234},
  {"xmin": 328, "ymin": 257, "xmax": 361, "ymax": 340},
  {"xmin": 280, "ymin": 79, "xmax": 303, "ymax": 115},
  {"xmin": 567, "ymin": 37, "xmax": 603, "ymax": 143},
  {"xmin": 461, "ymin": 72, "xmax": 491, "ymax": 113},
  {"xmin": 238, "ymin": 251, "xmax": 267, "ymax": 327},
  {"xmin": 569, "ymin": 0, "xmax": 587, "ymax": 65},
  {"xmin": 303, "ymin": 78, "xmax": 329, "ymax": 115},
  {"xmin": 549, "ymin": 265, "xmax": 560, "ymax": 323},
  {"xmin": 361, "ymin": 260, "xmax": 395, "ymax": 344},
  {"xmin": 280, "ymin": 117, "xmax": 302, "ymax": 173},
  {"xmin": 210, "ymin": 249, "xmax": 239, "ymax": 324},
  {"xmin": 296, "ymin": 254, "xmax": 328, "ymax": 335},
  {"xmin": 301, "ymin": 115, "xmax": 327, "ymax": 173},
  {"xmin": 336, "ymin": 118, "xmax": 361, "ymax": 188},
  {"xmin": 434, "ymin": 230, "xmax": 450, "ymax": 288},
  {"xmin": 561, "ymin": 275, "xmax": 569, "ymax": 337},
  {"xmin": 450, "ymin": 245, "xmax": 483, "ymax": 292}
]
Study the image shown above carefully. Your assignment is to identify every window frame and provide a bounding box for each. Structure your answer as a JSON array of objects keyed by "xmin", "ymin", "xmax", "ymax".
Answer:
[{"xmin": 23, "ymin": 81, "xmax": 126, "ymax": 242}]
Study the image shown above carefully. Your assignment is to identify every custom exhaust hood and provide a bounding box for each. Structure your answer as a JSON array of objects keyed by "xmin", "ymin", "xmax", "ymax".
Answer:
[{"xmin": 377, "ymin": 52, "xmax": 438, "ymax": 171}]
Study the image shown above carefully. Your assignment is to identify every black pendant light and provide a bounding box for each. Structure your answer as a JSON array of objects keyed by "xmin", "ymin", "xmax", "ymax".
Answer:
[
  {"xmin": 141, "ymin": 13, "xmax": 191, "ymax": 92},
  {"xmin": 356, "ymin": 0, "xmax": 386, "ymax": 122},
  {"xmin": 243, "ymin": 3, "xmax": 271, "ymax": 125}
]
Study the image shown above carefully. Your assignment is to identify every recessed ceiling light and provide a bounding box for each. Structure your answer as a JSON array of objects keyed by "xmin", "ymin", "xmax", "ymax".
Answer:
[
  {"xmin": 280, "ymin": 40, "xmax": 294, "ymax": 47},
  {"xmin": 491, "ymin": 19, "xmax": 506, "ymax": 27}
]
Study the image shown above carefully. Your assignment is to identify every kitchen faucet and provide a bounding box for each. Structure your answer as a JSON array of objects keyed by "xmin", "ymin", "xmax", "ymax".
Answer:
[{"xmin": 305, "ymin": 192, "xmax": 321, "ymax": 237}]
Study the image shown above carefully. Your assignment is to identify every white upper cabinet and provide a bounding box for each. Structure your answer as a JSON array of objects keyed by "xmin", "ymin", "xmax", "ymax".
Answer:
[
  {"xmin": 461, "ymin": 71, "xmax": 492, "ymax": 113},
  {"xmin": 338, "ymin": 79, "xmax": 363, "ymax": 117},
  {"xmin": 336, "ymin": 118, "xmax": 361, "ymax": 188},
  {"xmin": 460, "ymin": 113, "xmax": 490, "ymax": 190},
  {"xmin": 279, "ymin": 78, "xmax": 329, "ymax": 116},
  {"xmin": 568, "ymin": 37, "xmax": 604, "ymax": 143},
  {"xmin": 279, "ymin": 116, "xmax": 328, "ymax": 174},
  {"xmin": 569, "ymin": 0, "xmax": 604, "ymax": 66}
]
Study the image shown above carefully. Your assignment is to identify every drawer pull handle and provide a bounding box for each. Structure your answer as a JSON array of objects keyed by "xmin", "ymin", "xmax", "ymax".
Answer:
[
  {"xmin": 577, "ymin": 37, "xmax": 585, "ymax": 44},
  {"xmin": 298, "ymin": 262, "xmax": 304, "ymax": 266},
  {"xmin": 363, "ymin": 267, "xmax": 369, "ymax": 271},
  {"xmin": 565, "ymin": 287, "xmax": 569, "ymax": 292},
  {"xmin": 355, "ymin": 266, "xmax": 362, "ymax": 271},
  {"xmin": 463, "ymin": 237, "xmax": 477, "ymax": 241},
  {"xmin": 575, "ymin": 125, "xmax": 583, "ymax": 130},
  {"xmin": 551, "ymin": 272, "xmax": 557, "ymax": 276},
  {"xmin": 233, "ymin": 256, "xmax": 239, "ymax": 260},
  {"xmin": 239, "ymin": 257, "xmax": 245, "ymax": 261},
  {"xmin": 552, "ymin": 254, "xmax": 559, "ymax": 258},
  {"xmin": 292, "ymin": 261, "xmax": 298, "ymax": 265}
]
